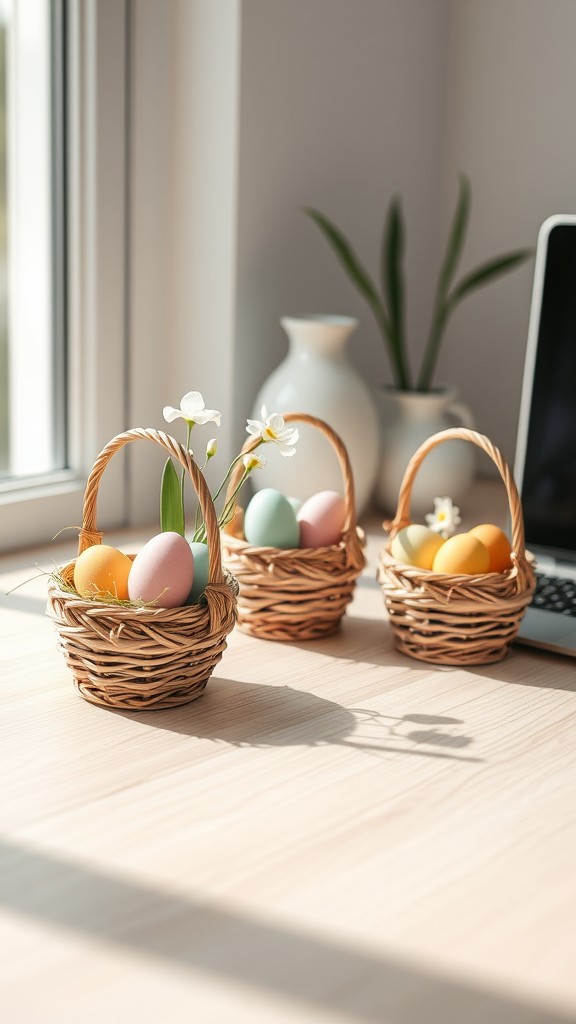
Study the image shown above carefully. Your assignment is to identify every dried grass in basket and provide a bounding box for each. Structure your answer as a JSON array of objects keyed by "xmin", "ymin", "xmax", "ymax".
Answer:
[
  {"xmin": 377, "ymin": 427, "xmax": 536, "ymax": 666},
  {"xmin": 220, "ymin": 412, "xmax": 366, "ymax": 641},
  {"xmin": 47, "ymin": 428, "xmax": 238, "ymax": 710}
]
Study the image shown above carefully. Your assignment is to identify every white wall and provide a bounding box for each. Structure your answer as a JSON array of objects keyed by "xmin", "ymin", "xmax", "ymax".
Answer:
[
  {"xmin": 233, "ymin": 0, "xmax": 451, "ymax": 441},
  {"xmin": 438, "ymin": 0, "xmax": 576, "ymax": 467},
  {"xmin": 169, "ymin": 0, "xmax": 241, "ymax": 477},
  {"xmin": 129, "ymin": 0, "xmax": 174, "ymax": 522},
  {"xmin": 130, "ymin": 0, "xmax": 576, "ymax": 522},
  {"xmin": 129, "ymin": 0, "xmax": 241, "ymax": 525}
]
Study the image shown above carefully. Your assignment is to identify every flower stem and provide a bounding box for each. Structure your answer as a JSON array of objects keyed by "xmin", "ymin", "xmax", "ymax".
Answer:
[{"xmin": 180, "ymin": 422, "xmax": 193, "ymax": 511}]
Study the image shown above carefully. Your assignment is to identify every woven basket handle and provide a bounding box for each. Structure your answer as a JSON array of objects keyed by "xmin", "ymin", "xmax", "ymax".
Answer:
[
  {"xmin": 388, "ymin": 427, "xmax": 526, "ymax": 558},
  {"xmin": 224, "ymin": 412, "xmax": 357, "ymax": 531},
  {"xmin": 77, "ymin": 427, "xmax": 224, "ymax": 584}
]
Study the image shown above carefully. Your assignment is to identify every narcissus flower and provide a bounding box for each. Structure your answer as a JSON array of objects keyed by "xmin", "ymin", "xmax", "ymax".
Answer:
[
  {"xmin": 160, "ymin": 393, "xmax": 297, "ymax": 545},
  {"xmin": 243, "ymin": 453, "xmax": 267, "ymax": 472},
  {"xmin": 246, "ymin": 406, "xmax": 299, "ymax": 457},
  {"xmin": 163, "ymin": 391, "xmax": 222, "ymax": 427}
]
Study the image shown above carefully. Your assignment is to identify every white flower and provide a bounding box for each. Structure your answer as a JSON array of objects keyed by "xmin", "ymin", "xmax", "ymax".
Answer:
[
  {"xmin": 206, "ymin": 438, "xmax": 218, "ymax": 459},
  {"xmin": 245, "ymin": 406, "xmax": 299, "ymax": 457},
  {"xmin": 163, "ymin": 391, "xmax": 221, "ymax": 427},
  {"xmin": 425, "ymin": 496, "xmax": 462, "ymax": 538},
  {"xmin": 243, "ymin": 452, "xmax": 267, "ymax": 472}
]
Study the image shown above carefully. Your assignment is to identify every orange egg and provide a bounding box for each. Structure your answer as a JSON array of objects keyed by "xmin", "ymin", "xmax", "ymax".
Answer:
[
  {"xmin": 74, "ymin": 544, "xmax": 133, "ymax": 600},
  {"xmin": 432, "ymin": 533, "xmax": 490, "ymax": 575},
  {"xmin": 469, "ymin": 523, "xmax": 512, "ymax": 572}
]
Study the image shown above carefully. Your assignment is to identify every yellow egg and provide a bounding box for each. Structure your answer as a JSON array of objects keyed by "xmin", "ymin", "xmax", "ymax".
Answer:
[
  {"xmin": 74, "ymin": 544, "xmax": 133, "ymax": 600},
  {"xmin": 469, "ymin": 523, "xmax": 512, "ymax": 573},
  {"xmin": 432, "ymin": 533, "xmax": 490, "ymax": 575},
  {"xmin": 390, "ymin": 524, "xmax": 445, "ymax": 570}
]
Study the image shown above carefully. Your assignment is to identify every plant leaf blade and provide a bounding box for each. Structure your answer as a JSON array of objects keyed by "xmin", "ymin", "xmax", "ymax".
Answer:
[
  {"xmin": 160, "ymin": 457, "xmax": 185, "ymax": 536},
  {"xmin": 437, "ymin": 173, "xmax": 471, "ymax": 300},
  {"xmin": 304, "ymin": 207, "xmax": 390, "ymax": 337},
  {"xmin": 449, "ymin": 249, "xmax": 533, "ymax": 307},
  {"xmin": 381, "ymin": 197, "xmax": 406, "ymax": 377}
]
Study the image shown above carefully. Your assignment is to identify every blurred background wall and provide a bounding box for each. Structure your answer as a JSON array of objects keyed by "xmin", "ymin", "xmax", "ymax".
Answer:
[{"xmin": 130, "ymin": 0, "xmax": 576, "ymax": 521}]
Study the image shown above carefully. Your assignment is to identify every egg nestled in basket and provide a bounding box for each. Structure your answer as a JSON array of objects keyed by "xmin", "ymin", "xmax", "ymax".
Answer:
[
  {"xmin": 297, "ymin": 490, "xmax": 347, "ymax": 548},
  {"xmin": 128, "ymin": 532, "xmax": 194, "ymax": 607},
  {"xmin": 74, "ymin": 544, "xmax": 133, "ymax": 600},
  {"xmin": 243, "ymin": 488, "xmax": 300, "ymax": 548},
  {"xmin": 220, "ymin": 412, "xmax": 366, "ymax": 641},
  {"xmin": 377, "ymin": 428, "xmax": 536, "ymax": 666},
  {"xmin": 390, "ymin": 524, "xmax": 445, "ymax": 570}
]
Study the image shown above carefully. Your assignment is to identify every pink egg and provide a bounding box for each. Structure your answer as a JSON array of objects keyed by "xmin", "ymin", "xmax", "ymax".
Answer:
[
  {"xmin": 297, "ymin": 490, "xmax": 347, "ymax": 548},
  {"xmin": 128, "ymin": 532, "xmax": 194, "ymax": 607}
]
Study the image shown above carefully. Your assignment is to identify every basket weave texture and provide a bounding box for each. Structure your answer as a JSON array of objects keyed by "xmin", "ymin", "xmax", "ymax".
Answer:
[
  {"xmin": 377, "ymin": 428, "xmax": 536, "ymax": 666},
  {"xmin": 47, "ymin": 428, "xmax": 238, "ymax": 710},
  {"xmin": 220, "ymin": 413, "xmax": 366, "ymax": 641}
]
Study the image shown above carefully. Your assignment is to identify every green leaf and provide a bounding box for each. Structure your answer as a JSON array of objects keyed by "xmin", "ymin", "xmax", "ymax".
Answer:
[
  {"xmin": 381, "ymin": 197, "xmax": 406, "ymax": 374},
  {"xmin": 304, "ymin": 205, "xmax": 413, "ymax": 387},
  {"xmin": 160, "ymin": 457, "xmax": 185, "ymax": 536},
  {"xmin": 436, "ymin": 173, "xmax": 471, "ymax": 301},
  {"xmin": 448, "ymin": 249, "xmax": 533, "ymax": 307},
  {"xmin": 304, "ymin": 207, "xmax": 391, "ymax": 339},
  {"xmin": 417, "ymin": 247, "xmax": 533, "ymax": 391}
]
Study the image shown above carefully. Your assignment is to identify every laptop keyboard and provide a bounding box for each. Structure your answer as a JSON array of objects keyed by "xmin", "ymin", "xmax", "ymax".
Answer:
[{"xmin": 532, "ymin": 573, "xmax": 576, "ymax": 616}]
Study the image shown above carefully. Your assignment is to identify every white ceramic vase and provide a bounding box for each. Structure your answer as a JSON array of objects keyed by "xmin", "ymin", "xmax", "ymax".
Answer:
[
  {"xmin": 376, "ymin": 387, "xmax": 476, "ymax": 514},
  {"xmin": 251, "ymin": 315, "xmax": 380, "ymax": 514}
]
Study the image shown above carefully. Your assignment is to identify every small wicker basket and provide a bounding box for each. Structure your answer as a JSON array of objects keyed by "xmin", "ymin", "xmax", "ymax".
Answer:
[
  {"xmin": 220, "ymin": 412, "xmax": 366, "ymax": 641},
  {"xmin": 377, "ymin": 427, "xmax": 536, "ymax": 666},
  {"xmin": 47, "ymin": 428, "xmax": 238, "ymax": 710}
]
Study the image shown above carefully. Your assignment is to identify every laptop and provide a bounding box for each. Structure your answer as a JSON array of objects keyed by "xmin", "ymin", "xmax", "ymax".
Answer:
[{"xmin": 514, "ymin": 215, "xmax": 576, "ymax": 656}]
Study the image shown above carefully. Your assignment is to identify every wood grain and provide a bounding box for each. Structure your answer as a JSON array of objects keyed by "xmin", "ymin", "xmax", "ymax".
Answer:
[{"xmin": 1, "ymin": 482, "xmax": 576, "ymax": 1023}]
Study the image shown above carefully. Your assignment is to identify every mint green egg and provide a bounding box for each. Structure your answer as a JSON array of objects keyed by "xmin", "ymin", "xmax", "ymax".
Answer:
[
  {"xmin": 244, "ymin": 488, "xmax": 300, "ymax": 549},
  {"xmin": 186, "ymin": 541, "xmax": 210, "ymax": 603},
  {"xmin": 287, "ymin": 495, "xmax": 302, "ymax": 514}
]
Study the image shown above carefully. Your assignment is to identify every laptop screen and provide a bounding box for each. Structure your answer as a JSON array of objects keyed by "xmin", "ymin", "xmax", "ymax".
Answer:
[{"xmin": 519, "ymin": 221, "xmax": 576, "ymax": 559}]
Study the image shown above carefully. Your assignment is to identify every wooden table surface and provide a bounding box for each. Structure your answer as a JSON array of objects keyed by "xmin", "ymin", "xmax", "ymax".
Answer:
[{"xmin": 1, "ymin": 482, "xmax": 576, "ymax": 1023}]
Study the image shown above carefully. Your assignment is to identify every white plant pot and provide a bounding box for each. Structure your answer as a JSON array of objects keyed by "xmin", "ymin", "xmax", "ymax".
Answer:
[
  {"xmin": 376, "ymin": 388, "xmax": 476, "ymax": 513},
  {"xmin": 251, "ymin": 315, "xmax": 380, "ymax": 514}
]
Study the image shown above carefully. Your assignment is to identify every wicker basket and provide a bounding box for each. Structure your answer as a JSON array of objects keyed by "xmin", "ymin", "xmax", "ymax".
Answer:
[
  {"xmin": 220, "ymin": 412, "xmax": 366, "ymax": 641},
  {"xmin": 47, "ymin": 428, "xmax": 238, "ymax": 710},
  {"xmin": 377, "ymin": 427, "xmax": 536, "ymax": 666}
]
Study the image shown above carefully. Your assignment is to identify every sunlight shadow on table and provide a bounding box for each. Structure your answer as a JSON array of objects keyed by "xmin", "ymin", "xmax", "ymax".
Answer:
[
  {"xmin": 108, "ymin": 680, "xmax": 482, "ymax": 763},
  {"xmin": 0, "ymin": 838, "xmax": 570, "ymax": 1024}
]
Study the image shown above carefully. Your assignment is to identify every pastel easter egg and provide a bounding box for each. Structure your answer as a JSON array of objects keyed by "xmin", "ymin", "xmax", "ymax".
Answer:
[
  {"xmin": 244, "ymin": 488, "xmax": 300, "ymax": 549},
  {"xmin": 297, "ymin": 490, "xmax": 346, "ymax": 548},
  {"xmin": 432, "ymin": 533, "xmax": 490, "ymax": 575},
  {"xmin": 127, "ymin": 531, "xmax": 194, "ymax": 607},
  {"xmin": 187, "ymin": 542, "xmax": 210, "ymax": 604},
  {"xmin": 390, "ymin": 524, "xmax": 445, "ymax": 570},
  {"xmin": 469, "ymin": 523, "xmax": 512, "ymax": 573},
  {"xmin": 287, "ymin": 496, "xmax": 302, "ymax": 514},
  {"xmin": 74, "ymin": 544, "xmax": 133, "ymax": 601}
]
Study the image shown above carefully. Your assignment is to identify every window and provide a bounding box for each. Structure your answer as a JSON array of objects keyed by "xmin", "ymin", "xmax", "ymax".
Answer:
[
  {"xmin": 0, "ymin": 0, "xmax": 128, "ymax": 551},
  {"xmin": 0, "ymin": 0, "xmax": 65, "ymax": 482}
]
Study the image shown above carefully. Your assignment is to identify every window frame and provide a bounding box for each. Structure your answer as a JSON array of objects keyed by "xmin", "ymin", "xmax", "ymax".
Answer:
[{"xmin": 0, "ymin": 0, "xmax": 129, "ymax": 552}]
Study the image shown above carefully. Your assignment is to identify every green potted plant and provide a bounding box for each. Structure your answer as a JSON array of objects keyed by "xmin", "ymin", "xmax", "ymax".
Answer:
[
  {"xmin": 304, "ymin": 175, "xmax": 532, "ymax": 509},
  {"xmin": 305, "ymin": 174, "xmax": 531, "ymax": 392}
]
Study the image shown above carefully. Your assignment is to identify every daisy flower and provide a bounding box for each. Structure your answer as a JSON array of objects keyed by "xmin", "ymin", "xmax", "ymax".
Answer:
[{"xmin": 425, "ymin": 496, "xmax": 462, "ymax": 538}]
